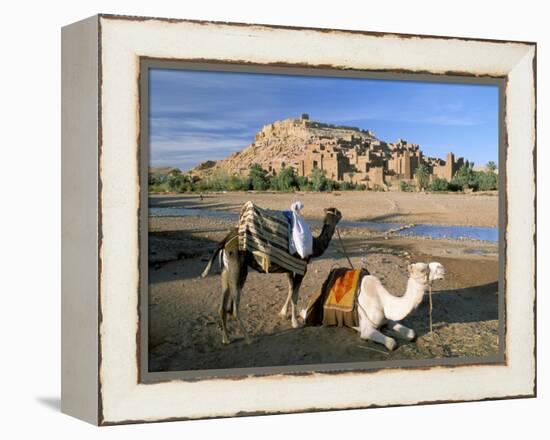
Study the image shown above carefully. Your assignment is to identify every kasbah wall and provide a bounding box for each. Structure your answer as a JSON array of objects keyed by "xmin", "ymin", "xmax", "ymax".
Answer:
[{"xmin": 262, "ymin": 114, "xmax": 468, "ymax": 189}]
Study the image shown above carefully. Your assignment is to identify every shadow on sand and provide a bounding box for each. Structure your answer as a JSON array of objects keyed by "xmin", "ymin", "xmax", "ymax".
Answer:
[
  {"xmin": 149, "ymin": 194, "xmax": 241, "ymax": 212},
  {"xmin": 402, "ymin": 281, "xmax": 498, "ymax": 338}
]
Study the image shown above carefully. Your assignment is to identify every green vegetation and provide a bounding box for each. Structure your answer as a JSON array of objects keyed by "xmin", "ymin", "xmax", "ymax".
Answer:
[
  {"xmin": 486, "ymin": 161, "xmax": 497, "ymax": 173},
  {"xmin": 149, "ymin": 169, "xmax": 195, "ymax": 193},
  {"xmin": 295, "ymin": 175, "xmax": 311, "ymax": 191},
  {"xmin": 429, "ymin": 177, "xmax": 450, "ymax": 192},
  {"xmin": 248, "ymin": 163, "xmax": 269, "ymax": 190},
  {"xmin": 414, "ymin": 164, "xmax": 430, "ymax": 190},
  {"xmin": 339, "ymin": 181, "xmax": 353, "ymax": 190},
  {"xmin": 399, "ymin": 181, "xmax": 415, "ymax": 192},
  {"xmin": 475, "ymin": 167, "xmax": 498, "ymax": 191},
  {"xmin": 427, "ymin": 161, "xmax": 498, "ymax": 192},
  {"xmin": 149, "ymin": 164, "xmax": 370, "ymax": 193},
  {"xmin": 451, "ymin": 163, "xmax": 477, "ymax": 190},
  {"xmin": 309, "ymin": 168, "xmax": 328, "ymax": 192},
  {"xmin": 449, "ymin": 162, "xmax": 498, "ymax": 192},
  {"xmin": 270, "ymin": 166, "xmax": 298, "ymax": 191},
  {"xmin": 149, "ymin": 161, "xmax": 499, "ymax": 194}
]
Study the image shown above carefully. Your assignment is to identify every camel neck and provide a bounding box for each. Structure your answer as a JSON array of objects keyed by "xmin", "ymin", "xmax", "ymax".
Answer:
[
  {"xmin": 381, "ymin": 276, "xmax": 427, "ymax": 322},
  {"xmin": 311, "ymin": 221, "xmax": 336, "ymax": 257},
  {"xmin": 405, "ymin": 277, "xmax": 428, "ymax": 310}
]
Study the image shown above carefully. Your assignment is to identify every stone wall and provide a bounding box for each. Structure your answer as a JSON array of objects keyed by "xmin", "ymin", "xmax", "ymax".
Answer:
[{"xmin": 285, "ymin": 135, "xmax": 464, "ymax": 186}]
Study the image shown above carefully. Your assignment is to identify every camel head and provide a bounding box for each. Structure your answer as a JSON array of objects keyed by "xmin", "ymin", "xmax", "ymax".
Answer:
[
  {"xmin": 428, "ymin": 261, "xmax": 446, "ymax": 282},
  {"xmin": 407, "ymin": 262, "xmax": 430, "ymax": 283},
  {"xmin": 408, "ymin": 262, "xmax": 446, "ymax": 284},
  {"xmin": 323, "ymin": 207, "xmax": 342, "ymax": 226}
]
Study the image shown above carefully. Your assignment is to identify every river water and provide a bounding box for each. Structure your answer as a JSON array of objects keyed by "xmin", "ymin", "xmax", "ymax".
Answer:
[{"xmin": 149, "ymin": 207, "xmax": 498, "ymax": 243}]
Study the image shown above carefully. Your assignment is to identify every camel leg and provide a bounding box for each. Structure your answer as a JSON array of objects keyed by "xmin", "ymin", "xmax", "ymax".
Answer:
[
  {"xmin": 227, "ymin": 281, "xmax": 251, "ymax": 344},
  {"xmin": 290, "ymin": 273, "xmax": 304, "ymax": 329},
  {"xmin": 231, "ymin": 253, "xmax": 248, "ymax": 320},
  {"xmin": 278, "ymin": 292, "xmax": 291, "ymax": 317},
  {"xmin": 359, "ymin": 325, "xmax": 397, "ymax": 351},
  {"xmin": 220, "ymin": 242, "xmax": 251, "ymax": 344},
  {"xmin": 385, "ymin": 320, "xmax": 416, "ymax": 341},
  {"xmin": 279, "ymin": 274, "xmax": 293, "ymax": 318},
  {"xmin": 224, "ymin": 253, "xmax": 251, "ymax": 345},
  {"xmin": 218, "ymin": 269, "xmax": 231, "ymax": 345}
]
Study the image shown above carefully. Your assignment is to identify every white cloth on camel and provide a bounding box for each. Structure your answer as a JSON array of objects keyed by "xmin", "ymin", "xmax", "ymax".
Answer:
[{"xmin": 289, "ymin": 201, "xmax": 313, "ymax": 259}]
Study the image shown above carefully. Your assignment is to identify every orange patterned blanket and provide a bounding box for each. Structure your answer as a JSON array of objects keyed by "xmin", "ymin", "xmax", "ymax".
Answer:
[
  {"xmin": 303, "ymin": 268, "xmax": 368, "ymax": 328},
  {"xmin": 323, "ymin": 269, "xmax": 362, "ymax": 312}
]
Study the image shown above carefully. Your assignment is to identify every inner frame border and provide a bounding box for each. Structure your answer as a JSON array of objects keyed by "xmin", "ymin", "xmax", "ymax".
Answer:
[{"xmin": 138, "ymin": 59, "xmax": 507, "ymax": 384}]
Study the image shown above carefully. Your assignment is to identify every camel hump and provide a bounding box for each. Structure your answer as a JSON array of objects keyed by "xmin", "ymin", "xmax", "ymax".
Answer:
[{"xmin": 361, "ymin": 275, "xmax": 382, "ymax": 290}]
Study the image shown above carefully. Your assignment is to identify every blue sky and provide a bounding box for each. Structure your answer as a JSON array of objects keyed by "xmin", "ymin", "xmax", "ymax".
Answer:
[{"xmin": 149, "ymin": 69, "xmax": 499, "ymax": 171}]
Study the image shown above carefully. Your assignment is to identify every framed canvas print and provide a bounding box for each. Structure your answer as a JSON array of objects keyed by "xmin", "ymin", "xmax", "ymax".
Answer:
[{"xmin": 61, "ymin": 14, "xmax": 536, "ymax": 425}]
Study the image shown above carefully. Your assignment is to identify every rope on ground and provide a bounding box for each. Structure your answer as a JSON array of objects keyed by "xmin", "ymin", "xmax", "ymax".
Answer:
[{"xmin": 357, "ymin": 345, "xmax": 390, "ymax": 356}]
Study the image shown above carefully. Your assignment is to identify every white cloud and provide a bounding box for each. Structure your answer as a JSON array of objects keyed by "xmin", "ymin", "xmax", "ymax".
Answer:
[
  {"xmin": 315, "ymin": 108, "xmax": 481, "ymax": 127},
  {"xmin": 151, "ymin": 117, "xmax": 251, "ymax": 132}
]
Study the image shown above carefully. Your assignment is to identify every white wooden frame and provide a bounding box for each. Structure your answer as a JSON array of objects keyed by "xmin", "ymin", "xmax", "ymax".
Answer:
[{"xmin": 61, "ymin": 14, "xmax": 536, "ymax": 425}]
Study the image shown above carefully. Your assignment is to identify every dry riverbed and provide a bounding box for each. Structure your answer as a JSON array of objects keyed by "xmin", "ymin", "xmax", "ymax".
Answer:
[{"xmin": 147, "ymin": 192, "xmax": 500, "ymax": 373}]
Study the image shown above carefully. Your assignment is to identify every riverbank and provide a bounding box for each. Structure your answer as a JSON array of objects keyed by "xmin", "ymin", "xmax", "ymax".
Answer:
[
  {"xmin": 150, "ymin": 190, "xmax": 498, "ymax": 227},
  {"xmin": 147, "ymin": 192, "xmax": 500, "ymax": 372}
]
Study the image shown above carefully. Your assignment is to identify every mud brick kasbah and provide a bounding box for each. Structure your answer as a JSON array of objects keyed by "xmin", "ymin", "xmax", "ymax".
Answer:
[{"xmin": 195, "ymin": 113, "xmax": 468, "ymax": 189}]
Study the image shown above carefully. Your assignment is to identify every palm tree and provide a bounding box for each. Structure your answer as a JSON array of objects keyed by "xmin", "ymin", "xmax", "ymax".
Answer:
[
  {"xmin": 414, "ymin": 164, "xmax": 429, "ymax": 191},
  {"xmin": 486, "ymin": 161, "xmax": 497, "ymax": 173}
]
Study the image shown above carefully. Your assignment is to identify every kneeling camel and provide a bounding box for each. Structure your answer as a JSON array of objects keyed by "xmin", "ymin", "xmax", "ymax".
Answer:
[{"xmin": 354, "ymin": 262, "xmax": 446, "ymax": 350}]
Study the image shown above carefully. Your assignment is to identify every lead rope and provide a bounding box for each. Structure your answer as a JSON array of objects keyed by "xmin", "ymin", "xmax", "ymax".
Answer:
[
  {"xmin": 429, "ymin": 284, "xmax": 433, "ymax": 334},
  {"xmin": 355, "ymin": 296, "xmax": 378, "ymax": 328},
  {"xmin": 336, "ymin": 228, "xmax": 354, "ymax": 270},
  {"xmin": 336, "ymin": 228, "xmax": 380, "ymax": 330},
  {"xmin": 427, "ymin": 265, "xmax": 433, "ymax": 334}
]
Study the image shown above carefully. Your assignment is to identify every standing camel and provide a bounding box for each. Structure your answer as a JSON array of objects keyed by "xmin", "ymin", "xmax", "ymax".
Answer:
[{"xmin": 202, "ymin": 207, "xmax": 342, "ymax": 344}]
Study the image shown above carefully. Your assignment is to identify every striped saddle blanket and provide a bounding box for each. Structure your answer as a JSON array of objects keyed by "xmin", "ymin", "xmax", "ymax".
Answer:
[{"xmin": 238, "ymin": 201, "xmax": 308, "ymax": 275}]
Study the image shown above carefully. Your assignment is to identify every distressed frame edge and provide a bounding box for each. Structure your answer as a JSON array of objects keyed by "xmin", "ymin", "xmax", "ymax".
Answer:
[
  {"xmin": 61, "ymin": 14, "xmax": 101, "ymax": 425},
  {"xmin": 97, "ymin": 12, "xmax": 537, "ymax": 47},
  {"xmin": 504, "ymin": 45, "xmax": 537, "ymax": 400},
  {"xmin": 94, "ymin": 15, "xmax": 537, "ymax": 425}
]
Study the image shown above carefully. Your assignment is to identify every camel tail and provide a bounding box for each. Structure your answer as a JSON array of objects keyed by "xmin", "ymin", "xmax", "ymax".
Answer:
[
  {"xmin": 201, "ymin": 228, "xmax": 238, "ymax": 278},
  {"xmin": 201, "ymin": 246, "xmax": 223, "ymax": 278}
]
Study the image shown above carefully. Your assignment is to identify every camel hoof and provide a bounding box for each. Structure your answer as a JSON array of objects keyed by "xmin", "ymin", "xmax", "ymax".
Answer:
[
  {"xmin": 385, "ymin": 339, "xmax": 397, "ymax": 351},
  {"xmin": 278, "ymin": 309, "xmax": 288, "ymax": 318},
  {"xmin": 291, "ymin": 319, "xmax": 301, "ymax": 329},
  {"xmin": 222, "ymin": 336, "xmax": 230, "ymax": 345}
]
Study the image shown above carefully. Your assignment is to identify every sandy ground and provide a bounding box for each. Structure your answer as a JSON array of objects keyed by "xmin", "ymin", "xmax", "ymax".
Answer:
[
  {"xmin": 150, "ymin": 190, "xmax": 498, "ymax": 226},
  {"xmin": 148, "ymin": 192, "xmax": 500, "ymax": 373}
]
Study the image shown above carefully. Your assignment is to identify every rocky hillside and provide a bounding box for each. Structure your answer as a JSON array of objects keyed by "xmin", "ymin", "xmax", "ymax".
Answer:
[{"xmin": 191, "ymin": 116, "xmax": 378, "ymax": 176}]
